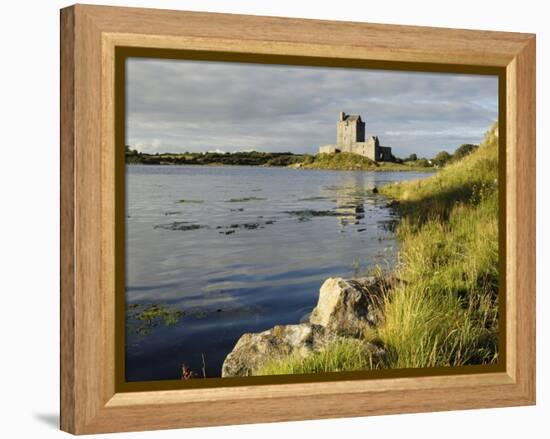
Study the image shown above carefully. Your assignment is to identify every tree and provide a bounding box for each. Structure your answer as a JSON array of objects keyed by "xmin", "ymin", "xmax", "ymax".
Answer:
[
  {"xmin": 434, "ymin": 151, "xmax": 452, "ymax": 167},
  {"xmin": 405, "ymin": 153, "xmax": 418, "ymax": 162},
  {"xmin": 453, "ymin": 143, "xmax": 478, "ymax": 161},
  {"xmin": 125, "ymin": 145, "xmax": 140, "ymax": 157},
  {"xmin": 415, "ymin": 158, "xmax": 431, "ymax": 167}
]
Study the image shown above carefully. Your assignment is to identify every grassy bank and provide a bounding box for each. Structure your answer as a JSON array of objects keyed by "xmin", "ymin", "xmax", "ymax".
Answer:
[
  {"xmin": 299, "ymin": 152, "xmax": 434, "ymax": 172},
  {"xmin": 256, "ymin": 123, "xmax": 499, "ymax": 374}
]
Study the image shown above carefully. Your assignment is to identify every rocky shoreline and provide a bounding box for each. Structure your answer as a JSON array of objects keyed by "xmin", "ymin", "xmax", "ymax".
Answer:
[{"xmin": 222, "ymin": 275, "xmax": 392, "ymax": 377}]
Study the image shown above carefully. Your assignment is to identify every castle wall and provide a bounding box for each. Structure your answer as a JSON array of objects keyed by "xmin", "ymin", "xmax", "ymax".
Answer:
[
  {"xmin": 350, "ymin": 141, "xmax": 376, "ymax": 161},
  {"xmin": 377, "ymin": 146, "xmax": 393, "ymax": 161}
]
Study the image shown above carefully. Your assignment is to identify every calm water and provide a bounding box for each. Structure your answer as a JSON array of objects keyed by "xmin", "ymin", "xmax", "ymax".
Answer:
[{"xmin": 125, "ymin": 165, "xmax": 428, "ymax": 381}]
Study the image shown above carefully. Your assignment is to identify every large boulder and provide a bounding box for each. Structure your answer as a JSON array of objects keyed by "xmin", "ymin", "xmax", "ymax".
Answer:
[
  {"xmin": 309, "ymin": 276, "xmax": 386, "ymax": 336},
  {"xmin": 221, "ymin": 276, "xmax": 391, "ymax": 377},
  {"xmin": 221, "ymin": 323, "xmax": 331, "ymax": 377}
]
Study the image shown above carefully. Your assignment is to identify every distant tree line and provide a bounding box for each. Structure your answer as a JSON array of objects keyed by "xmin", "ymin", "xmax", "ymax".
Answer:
[
  {"xmin": 393, "ymin": 143, "xmax": 479, "ymax": 168},
  {"xmin": 125, "ymin": 142, "xmax": 480, "ymax": 168},
  {"xmin": 125, "ymin": 146, "xmax": 305, "ymax": 167}
]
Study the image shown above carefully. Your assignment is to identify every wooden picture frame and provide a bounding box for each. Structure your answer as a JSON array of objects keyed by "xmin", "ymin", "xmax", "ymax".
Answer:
[{"xmin": 60, "ymin": 4, "xmax": 536, "ymax": 434}]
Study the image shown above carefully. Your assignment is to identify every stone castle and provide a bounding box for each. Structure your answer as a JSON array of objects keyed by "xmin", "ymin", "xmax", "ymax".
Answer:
[{"xmin": 319, "ymin": 112, "xmax": 392, "ymax": 162}]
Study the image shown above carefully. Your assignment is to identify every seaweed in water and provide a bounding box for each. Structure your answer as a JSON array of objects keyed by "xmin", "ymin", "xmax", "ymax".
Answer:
[
  {"xmin": 224, "ymin": 196, "xmax": 266, "ymax": 203},
  {"xmin": 194, "ymin": 310, "xmax": 208, "ymax": 319},
  {"xmin": 297, "ymin": 196, "xmax": 329, "ymax": 202},
  {"xmin": 216, "ymin": 219, "xmax": 276, "ymax": 233},
  {"xmin": 126, "ymin": 303, "xmax": 185, "ymax": 336},
  {"xmin": 284, "ymin": 209, "xmax": 343, "ymax": 222},
  {"xmin": 154, "ymin": 222, "xmax": 207, "ymax": 231},
  {"xmin": 176, "ymin": 199, "xmax": 204, "ymax": 204}
]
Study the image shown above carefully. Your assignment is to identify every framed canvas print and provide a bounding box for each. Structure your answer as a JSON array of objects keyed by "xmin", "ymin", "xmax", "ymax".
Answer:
[{"xmin": 60, "ymin": 4, "xmax": 536, "ymax": 434}]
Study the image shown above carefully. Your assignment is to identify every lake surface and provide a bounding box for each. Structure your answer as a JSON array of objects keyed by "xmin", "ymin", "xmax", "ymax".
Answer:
[{"xmin": 125, "ymin": 165, "xmax": 429, "ymax": 381}]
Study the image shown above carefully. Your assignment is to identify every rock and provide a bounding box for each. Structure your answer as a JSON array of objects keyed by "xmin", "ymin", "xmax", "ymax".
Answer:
[
  {"xmin": 221, "ymin": 276, "xmax": 392, "ymax": 377},
  {"xmin": 221, "ymin": 323, "xmax": 331, "ymax": 377},
  {"xmin": 309, "ymin": 277, "xmax": 386, "ymax": 336}
]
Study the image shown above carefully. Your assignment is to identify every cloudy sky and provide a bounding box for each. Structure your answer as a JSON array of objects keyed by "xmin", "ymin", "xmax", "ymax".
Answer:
[{"xmin": 126, "ymin": 58, "xmax": 498, "ymax": 157}]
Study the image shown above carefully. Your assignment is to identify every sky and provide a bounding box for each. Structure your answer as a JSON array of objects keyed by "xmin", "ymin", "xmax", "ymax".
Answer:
[{"xmin": 126, "ymin": 58, "xmax": 498, "ymax": 158}]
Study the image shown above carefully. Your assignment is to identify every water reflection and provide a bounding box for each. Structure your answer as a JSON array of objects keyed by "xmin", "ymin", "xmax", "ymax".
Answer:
[{"xmin": 321, "ymin": 173, "xmax": 379, "ymax": 228}]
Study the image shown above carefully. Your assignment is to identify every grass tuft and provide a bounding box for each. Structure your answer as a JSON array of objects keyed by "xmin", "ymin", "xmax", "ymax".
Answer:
[{"xmin": 255, "ymin": 338, "xmax": 386, "ymax": 375}]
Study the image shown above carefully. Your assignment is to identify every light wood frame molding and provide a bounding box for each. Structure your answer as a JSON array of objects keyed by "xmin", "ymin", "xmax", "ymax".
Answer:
[{"xmin": 60, "ymin": 4, "xmax": 536, "ymax": 434}]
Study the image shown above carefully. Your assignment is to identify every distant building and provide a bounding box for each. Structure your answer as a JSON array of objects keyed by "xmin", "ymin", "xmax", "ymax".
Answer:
[{"xmin": 319, "ymin": 112, "xmax": 392, "ymax": 162}]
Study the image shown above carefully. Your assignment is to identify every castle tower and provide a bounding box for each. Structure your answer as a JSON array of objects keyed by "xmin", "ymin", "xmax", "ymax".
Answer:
[{"xmin": 336, "ymin": 113, "xmax": 365, "ymax": 152}]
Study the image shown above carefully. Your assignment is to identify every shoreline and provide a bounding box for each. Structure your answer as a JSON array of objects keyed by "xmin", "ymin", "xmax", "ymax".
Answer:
[
  {"xmin": 126, "ymin": 161, "xmax": 437, "ymax": 173},
  {"xmin": 220, "ymin": 123, "xmax": 499, "ymax": 377}
]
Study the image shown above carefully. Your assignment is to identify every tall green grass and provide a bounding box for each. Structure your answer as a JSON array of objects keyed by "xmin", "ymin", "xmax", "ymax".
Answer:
[{"xmin": 255, "ymin": 123, "xmax": 499, "ymax": 375}]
